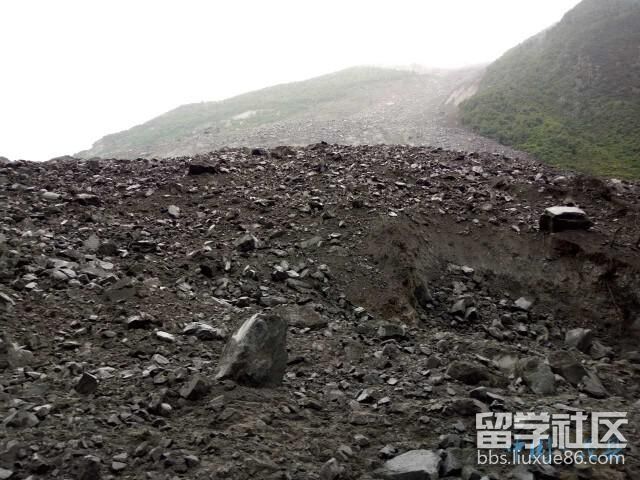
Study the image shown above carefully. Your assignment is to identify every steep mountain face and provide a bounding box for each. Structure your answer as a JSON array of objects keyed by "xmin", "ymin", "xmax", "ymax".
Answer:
[
  {"xmin": 78, "ymin": 66, "xmax": 523, "ymax": 159},
  {"xmin": 460, "ymin": 0, "xmax": 640, "ymax": 178}
]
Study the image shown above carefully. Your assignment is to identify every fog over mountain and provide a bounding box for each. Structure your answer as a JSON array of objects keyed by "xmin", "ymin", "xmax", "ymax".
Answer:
[{"xmin": 0, "ymin": 0, "xmax": 581, "ymax": 161}]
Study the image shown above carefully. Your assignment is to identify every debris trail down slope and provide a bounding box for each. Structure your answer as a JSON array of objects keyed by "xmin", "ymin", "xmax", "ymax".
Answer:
[{"xmin": 1, "ymin": 144, "xmax": 640, "ymax": 479}]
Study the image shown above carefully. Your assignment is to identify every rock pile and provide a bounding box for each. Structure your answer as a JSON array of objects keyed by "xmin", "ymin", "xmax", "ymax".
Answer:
[{"xmin": 0, "ymin": 145, "xmax": 639, "ymax": 479}]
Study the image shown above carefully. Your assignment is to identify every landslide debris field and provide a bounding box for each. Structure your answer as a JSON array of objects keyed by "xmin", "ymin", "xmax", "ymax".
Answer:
[{"xmin": 1, "ymin": 144, "xmax": 640, "ymax": 480}]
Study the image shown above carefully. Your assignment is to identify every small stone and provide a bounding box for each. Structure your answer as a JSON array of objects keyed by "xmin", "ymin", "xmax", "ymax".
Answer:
[
  {"xmin": 377, "ymin": 323, "xmax": 406, "ymax": 339},
  {"xmin": 126, "ymin": 313, "xmax": 154, "ymax": 329},
  {"xmin": 111, "ymin": 462, "xmax": 127, "ymax": 472},
  {"xmin": 155, "ymin": 331, "xmax": 176, "ymax": 343},
  {"xmin": 379, "ymin": 445, "xmax": 397, "ymax": 459},
  {"xmin": 514, "ymin": 297, "xmax": 533, "ymax": 311},
  {"xmin": 167, "ymin": 205, "xmax": 180, "ymax": 218},
  {"xmin": 0, "ymin": 468, "xmax": 13, "ymax": 479},
  {"xmin": 84, "ymin": 234, "xmax": 101, "ymax": 251},
  {"xmin": 42, "ymin": 191, "xmax": 61, "ymax": 201}
]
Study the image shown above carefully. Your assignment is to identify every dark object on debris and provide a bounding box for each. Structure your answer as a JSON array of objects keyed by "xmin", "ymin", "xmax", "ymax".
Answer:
[
  {"xmin": 540, "ymin": 207, "xmax": 592, "ymax": 232},
  {"xmin": 188, "ymin": 163, "xmax": 219, "ymax": 175}
]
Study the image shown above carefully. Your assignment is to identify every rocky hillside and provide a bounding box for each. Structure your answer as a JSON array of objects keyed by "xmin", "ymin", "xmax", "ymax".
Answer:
[
  {"xmin": 1, "ymin": 146, "xmax": 640, "ymax": 479},
  {"xmin": 460, "ymin": 0, "xmax": 640, "ymax": 178},
  {"xmin": 76, "ymin": 66, "xmax": 528, "ymax": 160}
]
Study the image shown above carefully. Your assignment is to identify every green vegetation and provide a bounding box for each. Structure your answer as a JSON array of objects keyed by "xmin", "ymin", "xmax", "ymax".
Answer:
[{"xmin": 460, "ymin": 0, "xmax": 640, "ymax": 178}]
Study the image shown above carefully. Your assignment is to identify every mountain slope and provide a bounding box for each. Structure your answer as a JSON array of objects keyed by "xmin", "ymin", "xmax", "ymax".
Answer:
[
  {"xmin": 460, "ymin": 0, "xmax": 640, "ymax": 178},
  {"xmin": 78, "ymin": 66, "xmax": 521, "ymax": 159}
]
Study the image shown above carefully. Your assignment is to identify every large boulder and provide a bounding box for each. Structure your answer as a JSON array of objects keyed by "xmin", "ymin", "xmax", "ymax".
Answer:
[
  {"xmin": 215, "ymin": 313, "xmax": 288, "ymax": 387},
  {"xmin": 377, "ymin": 449, "xmax": 441, "ymax": 480},
  {"xmin": 547, "ymin": 350, "xmax": 587, "ymax": 385},
  {"xmin": 516, "ymin": 357, "xmax": 556, "ymax": 395},
  {"xmin": 446, "ymin": 361, "xmax": 492, "ymax": 386},
  {"xmin": 539, "ymin": 206, "xmax": 592, "ymax": 232},
  {"xmin": 565, "ymin": 328, "xmax": 593, "ymax": 353}
]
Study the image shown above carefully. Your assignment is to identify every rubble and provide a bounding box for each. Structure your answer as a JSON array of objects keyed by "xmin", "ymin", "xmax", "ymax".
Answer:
[{"xmin": 0, "ymin": 145, "xmax": 638, "ymax": 479}]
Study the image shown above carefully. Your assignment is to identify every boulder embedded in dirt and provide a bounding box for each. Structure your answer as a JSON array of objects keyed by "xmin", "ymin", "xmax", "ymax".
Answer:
[
  {"xmin": 539, "ymin": 206, "xmax": 592, "ymax": 232},
  {"xmin": 215, "ymin": 312, "xmax": 288, "ymax": 387}
]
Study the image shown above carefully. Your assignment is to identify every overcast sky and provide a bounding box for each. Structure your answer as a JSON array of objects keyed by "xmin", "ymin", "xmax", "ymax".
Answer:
[{"xmin": 1, "ymin": 0, "xmax": 581, "ymax": 161}]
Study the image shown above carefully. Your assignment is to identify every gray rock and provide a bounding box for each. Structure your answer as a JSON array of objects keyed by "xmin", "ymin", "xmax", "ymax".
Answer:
[
  {"xmin": 104, "ymin": 277, "xmax": 137, "ymax": 302},
  {"xmin": 155, "ymin": 331, "xmax": 176, "ymax": 343},
  {"xmin": 4, "ymin": 410, "xmax": 40, "ymax": 428},
  {"xmin": 1, "ymin": 335, "xmax": 33, "ymax": 369},
  {"xmin": 377, "ymin": 322, "xmax": 407, "ymax": 339},
  {"xmin": 516, "ymin": 357, "xmax": 556, "ymax": 395},
  {"xmin": 446, "ymin": 361, "xmax": 491, "ymax": 386},
  {"xmin": 126, "ymin": 313, "xmax": 155, "ymax": 329},
  {"xmin": 84, "ymin": 234, "xmax": 101, "ymax": 251},
  {"xmin": 580, "ymin": 371, "xmax": 607, "ymax": 399},
  {"xmin": 75, "ymin": 372, "xmax": 99, "ymax": 395},
  {"xmin": 0, "ymin": 467, "xmax": 13, "ymax": 479},
  {"xmin": 547, "ymin": 350, "xmax": 587, "ymax": 385},
  {"xmin": 167, "ymin": 205, "xmax": 180, "ymax": 218},
  {"xmin": 182, "ymin": 322, "xmax": 227, "ymax": 340},
  {"xmin": 234, "ymin": 234, "xmax": 261, "ymax": 252},
  {"xmin": 216, "ymin": 312, "xmax": 288, "ymax": 387},
  {"xmin": 565, "ymin": 328, "xmax": 593, "ymax": 353},
  {"xmin": 77, "ymin": 455, "xmax": 102, "ymax": 480},
  {"xmin": 75, "ymin": 193, "xmax": 100, "ymax": 205},
  {"xmin": 440, "ymin": 448, "xmax": 463, "ymax": 477},
  {"xmin": 42, "ymin": 191, "xmax": 61, "ymax": 201},
  {"xmin": 539, "ymin": 206, "xmax": 592, "ymax": 232},
  {"xmin": 514, "ymin": 297, "xmax": 533, "ymax": 311},
  {"xmin": 589, "ymin": 341, "xmax": 613, "ymax": 359},
  {"xmin": 274, "ymin": 304, "xmax": 328, "ymax": 330},
  {"xmin": 509, "ymin": 465, "xmax": 534, "ymax": 480},
  {"xmin": 378, "ymin": 449, "xmax": 441, "ymax": 480},
  {"xmin": 180, "ymin": 374, "xmax": 210, "ymax": 400},
  {"xmin": 319, "ymin": 458, "xmax": 344, "ymax": 480},
  {"xmin": 298, "ymin": 236, "xmax": 323, "ymax": 249}
]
